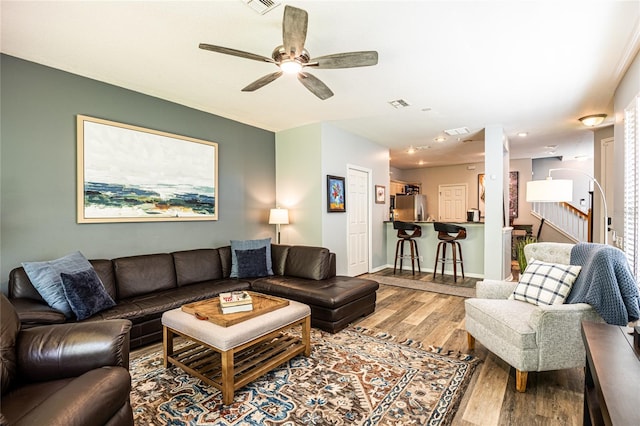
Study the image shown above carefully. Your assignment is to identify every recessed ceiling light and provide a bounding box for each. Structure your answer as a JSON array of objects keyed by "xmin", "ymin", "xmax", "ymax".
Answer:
[
  {"xmin": 517, "ymin": 132, "xmax": 528, "ymax": 137},
  {"xmin": 444, "ymin": 127, "xmax": 470, "ymax": 136},
  {"xmin": 421, "ymin": 107, "xmax": 432, "ymax": 112},
  {"xmin": 407, "ymin": 146, "xmax": 416, "ymax": 154},
  {"xmin": 418, "ymin": 160, "xmax": 425, "ymax": 166},
  {"xmin": 545, "ymin": 144, "xmax": 558, "ymax": 149},
  {"xmin": 434, "ymin": 136, "xmax": 446, "ymax": 142}
]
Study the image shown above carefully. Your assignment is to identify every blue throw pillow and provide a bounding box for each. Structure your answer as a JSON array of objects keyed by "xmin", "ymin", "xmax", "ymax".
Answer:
[
  {"xmin": 236, "ymin": 247, "xmax": 268, "ymax": 278},
  {"xmin": 60, "ymin": 269, "xmax": 116, "ymax": 320},
  {"xmin": 230, "ymin": 238, "xmax": 273, "ymax": 278},
  {"xmin": 22, "ymin": 251, "xmax": 94, "ymax": 318}
]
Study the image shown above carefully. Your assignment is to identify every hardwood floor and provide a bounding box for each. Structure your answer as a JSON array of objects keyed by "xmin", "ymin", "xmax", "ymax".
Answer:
[{"xmin": 352, "ymin": 269, "xmax": 584, "ymax": 426}]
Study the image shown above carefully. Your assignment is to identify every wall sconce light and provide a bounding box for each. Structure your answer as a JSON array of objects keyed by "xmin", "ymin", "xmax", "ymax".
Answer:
[
  {"xmin": 578, "ymin": 114, "xmax": 607, "ymax": 127},
  {"xmin": 269, "ymin": 208, "xmax": 289, "ymax": 244}
]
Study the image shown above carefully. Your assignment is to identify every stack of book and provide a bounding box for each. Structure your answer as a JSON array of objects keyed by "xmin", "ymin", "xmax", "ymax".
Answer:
[{"xmin": 219, "ymin": 291, "xmax": 253, "ymax": 314}]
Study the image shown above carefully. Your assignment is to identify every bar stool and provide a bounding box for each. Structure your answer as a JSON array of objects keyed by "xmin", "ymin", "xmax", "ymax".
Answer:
[
  {"xmin": 433, "ymin": 222, "xmax": 467, "ymax": 282},
  {"xmin": 393, "ymin": 221, "xmax": 422, "ymax": 275}
]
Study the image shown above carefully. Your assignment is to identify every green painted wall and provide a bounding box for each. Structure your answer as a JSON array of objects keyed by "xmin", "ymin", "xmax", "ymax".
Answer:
[{"xmin": 0, "ymin": 54, "xmax": 276, "ymax": 293}]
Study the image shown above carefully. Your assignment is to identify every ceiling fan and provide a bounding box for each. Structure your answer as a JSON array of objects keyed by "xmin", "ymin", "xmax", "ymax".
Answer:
[{"xmin": 199, "ymin": 5, "xmax": 378, "ymax": 100}]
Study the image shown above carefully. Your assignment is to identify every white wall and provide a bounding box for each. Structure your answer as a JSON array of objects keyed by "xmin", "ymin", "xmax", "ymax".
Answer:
[
  {"xmin": 275, "ymin": 124, "xmax": 323, "ymax": 246},
  {"xmin": 275, "ymin": 123, "xmax": 390, "ymax": 275}
]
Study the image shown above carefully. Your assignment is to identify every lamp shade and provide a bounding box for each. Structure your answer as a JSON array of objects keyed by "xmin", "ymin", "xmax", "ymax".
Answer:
[
  {"xmin": 526, "ymin": 178, "xmax": 573, "ymax": 202},
  {"xmin": 269, "ymin": 208, "xmax": 289, "ymax": 225}
]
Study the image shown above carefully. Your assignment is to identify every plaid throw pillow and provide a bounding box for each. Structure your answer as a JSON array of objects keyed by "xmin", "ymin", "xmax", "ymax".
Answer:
[{"xmin": 510, "ymin": 259, "xmax": 582, "ymax": 305}]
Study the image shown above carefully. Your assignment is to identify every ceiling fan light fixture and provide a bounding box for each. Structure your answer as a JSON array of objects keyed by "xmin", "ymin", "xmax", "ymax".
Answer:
[
  {"xmin": 280, "ymin": 59, "xmax": 303, "ymax": 74},
  {"xmin": 579, "ymin": 114, "xmax": 607, "ymax": 127}
]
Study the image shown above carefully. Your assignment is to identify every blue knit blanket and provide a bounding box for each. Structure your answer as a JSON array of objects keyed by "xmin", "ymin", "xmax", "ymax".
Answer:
[{"xmin": 568, "ymin": 243, "xmax": 640, "ymax": 326}]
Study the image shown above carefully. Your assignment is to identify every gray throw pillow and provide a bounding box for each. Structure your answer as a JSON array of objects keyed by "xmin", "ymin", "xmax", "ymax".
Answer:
[
  {"xmin": 230, "ymin": 238, "xmax": 273, "ymax": 278},
  {"xmin": 60, "ymin": 269, "xmax": 116, "ymax": 320},
  {"xmin": 22, "ymin": 251, "xmax": 94, "ymax": 318},
  {"xmin": 236, "ymin": 247, "xmax": 268, "ymax": 278}
]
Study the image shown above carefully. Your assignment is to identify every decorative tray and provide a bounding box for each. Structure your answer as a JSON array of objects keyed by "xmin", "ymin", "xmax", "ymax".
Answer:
[{"xmin": 181, "ymin": 291, "xmax": 289, "ymax": 327}]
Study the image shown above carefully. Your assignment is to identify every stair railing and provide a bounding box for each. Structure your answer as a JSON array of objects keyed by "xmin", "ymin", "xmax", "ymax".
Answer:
[{"xmin": 531, "ymin": 201, "xmax": 590, "ymax": 242}]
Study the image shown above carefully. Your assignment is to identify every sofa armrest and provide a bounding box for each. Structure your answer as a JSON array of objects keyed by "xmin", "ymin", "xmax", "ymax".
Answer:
[
  {"xmin": 528, "ymin": 303, "xmax": 602, "ymax": 371},
  {"xmin": 476, "ymin": 279, "xmax": 517, "ymax": 299},
  {"xmin": 10, "ymin": 297, "xmax": 67, "ymax": 325},
  {"xmin": 17, "ymin": 319, "xmax": 132, "ymax": 383}
]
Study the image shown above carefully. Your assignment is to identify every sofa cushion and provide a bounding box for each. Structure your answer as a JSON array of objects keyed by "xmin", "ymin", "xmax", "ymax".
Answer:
[
  {"xmin": 510, "ymin": 259, "xmax": 581, "ymax": 305},
  {"xmin": 236, "ymin": 247, "xmax": 268, "ymax": 278},
  {"xmin": 93, "ymin": 279, "xmax": 250, "ymax": 323},
  {"xmin": 251, "ymin": 276, "xmax": 379, "ymax": 308},
  {"xmin": 60, "ymin": 270, "xmax": 116, "ymax": 321},
  {"xmin": 113, "ymin": 254, "xmax": 176, "ymax": 300},
  {"xmin": 230, "ymin": 238, "xmax": 273, "ymax": 278},
  {"xmin": 21, "ymin": 252, "xmax": 95, "ymax": 318},
  {"xmin": 172, "ymin": 249, "xmax": 222, "ymax": 286},
  {"xmin": 271, "ymin": 244, "xmax": 291, "ymax": 276},
  {"xmin": 284, "ymin": 246, "xmax": 331, "ymax": 280},
  {"xmin": 464, "ymin": 298, "xmax": 538, "ymax": 350}
]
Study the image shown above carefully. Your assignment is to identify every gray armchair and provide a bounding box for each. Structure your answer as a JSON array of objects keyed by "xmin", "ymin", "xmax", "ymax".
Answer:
[{"xmin": 464, "ymin": 242, "xmax": 603, "ymax": 392}]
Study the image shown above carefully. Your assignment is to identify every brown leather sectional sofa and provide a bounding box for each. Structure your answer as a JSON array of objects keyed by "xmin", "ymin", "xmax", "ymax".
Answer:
[{"xmin": 8, "ymin": 244, "xmax": 379, "ymax": 348}]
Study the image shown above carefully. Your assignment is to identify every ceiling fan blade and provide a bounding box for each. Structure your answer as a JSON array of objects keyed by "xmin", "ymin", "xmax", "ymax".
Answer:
[
  {"xmin": 199, "ymin": 43, "xmax": 274, "ymax": 64},
  {"xmin": 242, "ymin": 71, "xmax": 283, "ymax": 92},
  {"xmin": 311, "ymin": 51, "xmax": 379, "ymax": 69},
  {"xmin": 297, "ymin": 72, "xmax": 334, "ymax": 100},
  {"xmin": 282, "ymin": 5, "xmax": 308, "ymax": 59}
]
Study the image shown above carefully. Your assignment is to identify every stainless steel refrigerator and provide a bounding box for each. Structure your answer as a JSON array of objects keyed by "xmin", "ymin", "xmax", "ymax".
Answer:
[{"xmin": 395, "ymin": 194, "xmax": 427, "ymax": 222}]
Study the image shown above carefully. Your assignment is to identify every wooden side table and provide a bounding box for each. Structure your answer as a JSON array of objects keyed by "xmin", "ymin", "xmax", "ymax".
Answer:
[{"xmin": 581, "ymin": 321, "xmax": 640, "ymax": 426}]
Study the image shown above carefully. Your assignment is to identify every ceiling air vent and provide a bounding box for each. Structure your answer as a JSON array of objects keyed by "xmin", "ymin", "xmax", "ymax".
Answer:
[
  {"xmin": 444, "ymin": 127, "xmax": 470, "ymax": 136},
  {"xmin": 388, "ymin": 99, "xmax": 410, "ymax": 109},
  {"xmin": 241, "ymin": 0, "xmax": 281, "ymax": 15}
]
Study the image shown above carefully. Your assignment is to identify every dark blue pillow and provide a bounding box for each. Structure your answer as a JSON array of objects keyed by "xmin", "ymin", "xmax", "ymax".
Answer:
[
  {"xmin": 235, "ymin": 247, "xmax": 268, "ymax": 278},
  {"xmin": 60, "ymin": 269, "xmax": 116, "ymax": 320}
]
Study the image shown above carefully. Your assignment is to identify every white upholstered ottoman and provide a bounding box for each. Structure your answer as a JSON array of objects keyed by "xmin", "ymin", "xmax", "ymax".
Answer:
[{"xmin": 162, "ymin": 298, "xmax": 311, "ymax": 405}]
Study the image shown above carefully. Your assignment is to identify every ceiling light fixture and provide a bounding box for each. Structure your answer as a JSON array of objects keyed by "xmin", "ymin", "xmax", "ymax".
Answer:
[
  {"xmin": 517, "ymin": 132, "xmax": 528, "ymax": 137},
  {"xmin": 407, "ymin": 146, "xmax": 416, "ymax": 154},
  {"xmin": 579, "ymin": 114, "xmax": 607, "ymax": 127},
  {"xmin": 434, "ymin": 136, "xmax": 446, "ymax": 142},
  {"xmin": 279, "ymin": 59, "xmax": 302, "ymax": 74}
]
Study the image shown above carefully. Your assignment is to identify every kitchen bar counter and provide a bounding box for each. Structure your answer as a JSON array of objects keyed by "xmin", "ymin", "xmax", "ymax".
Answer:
[{"xmin": 385, "ymin": 221, "xmax": 485, "ymax": 278}]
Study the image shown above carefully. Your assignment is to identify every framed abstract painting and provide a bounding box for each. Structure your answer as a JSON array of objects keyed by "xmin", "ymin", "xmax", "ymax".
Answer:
[{"xmin": 77, "ymin": 115, "xmax": 218, "ymax": 223}]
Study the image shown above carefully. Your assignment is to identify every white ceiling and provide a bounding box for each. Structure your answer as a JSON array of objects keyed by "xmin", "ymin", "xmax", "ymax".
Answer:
[{"xmin": 2, "ymin": 0, "xmax": 639, "ymax": 169}]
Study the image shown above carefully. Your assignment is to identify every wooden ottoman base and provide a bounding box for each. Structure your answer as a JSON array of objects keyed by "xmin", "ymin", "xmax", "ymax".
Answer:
[{"xmin": 162, "ymin": 301, "xmax": 310, "ymax": 405}]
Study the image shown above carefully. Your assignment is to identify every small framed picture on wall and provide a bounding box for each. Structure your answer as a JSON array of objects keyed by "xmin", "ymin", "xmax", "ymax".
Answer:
[
  {"xmin": 327, "ymin": 175, "xmax": 346, "ymax": 212},
  {"xmin": 375, "ymin": 185, "xmax": 385, "ymax": 204}
]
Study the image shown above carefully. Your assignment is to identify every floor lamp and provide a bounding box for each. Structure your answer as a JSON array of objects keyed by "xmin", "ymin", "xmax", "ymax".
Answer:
[
  {"xmin": 526, "ymin": 168, "xmax": 608, "ymax": 244},
  {"xmin": 269, "ymin": 208, "xmax": 289, "ymax": 244}
]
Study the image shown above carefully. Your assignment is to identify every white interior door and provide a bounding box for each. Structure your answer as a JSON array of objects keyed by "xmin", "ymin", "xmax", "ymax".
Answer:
[
  {"xmin": 438, "ymin": 184, "xmax": 467, "ymax": 222},
  {"xmin": 347, "ymin": 167, "xmax": 369, "ymax": 276}
]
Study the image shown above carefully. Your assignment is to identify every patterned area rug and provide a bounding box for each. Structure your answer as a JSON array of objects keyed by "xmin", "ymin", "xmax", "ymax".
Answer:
[{"xmin": 130, "ymin": 327, "xmax": 480, "ymax": 425}]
